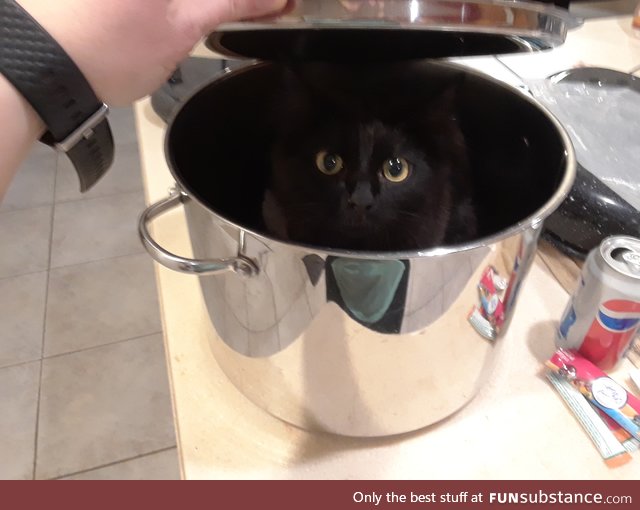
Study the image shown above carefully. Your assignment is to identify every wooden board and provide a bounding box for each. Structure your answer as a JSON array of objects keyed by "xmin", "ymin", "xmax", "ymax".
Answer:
[{"xmin": 536, "ymin": 240, "xmax": 584, "ymax": 294}]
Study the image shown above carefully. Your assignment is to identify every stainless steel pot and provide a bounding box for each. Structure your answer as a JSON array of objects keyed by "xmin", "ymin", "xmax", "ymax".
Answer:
[{"xmin": 139, "ymin": 1, "xmax": 576, "ymax": 436}]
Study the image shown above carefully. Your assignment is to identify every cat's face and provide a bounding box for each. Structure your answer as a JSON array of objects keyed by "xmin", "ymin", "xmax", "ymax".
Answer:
[{"xmin": 267, "ymin": 65, "xmax": 469, "ymax": 251}]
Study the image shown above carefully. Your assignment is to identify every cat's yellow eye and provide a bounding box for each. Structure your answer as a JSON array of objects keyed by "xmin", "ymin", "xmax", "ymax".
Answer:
[
  {"xmin": 315, "ymin": 151, "xmax": 343, "ymax": 175},
  {"xmin": 382, "ymin": 157, "xmax": 410, "ymax": 182}
]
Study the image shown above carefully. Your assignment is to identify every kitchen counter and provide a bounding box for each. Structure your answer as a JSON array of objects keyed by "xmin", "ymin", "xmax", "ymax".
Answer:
[{"xmin": 134, "ymin": 15, "xmax": 640, "ymax": 479}]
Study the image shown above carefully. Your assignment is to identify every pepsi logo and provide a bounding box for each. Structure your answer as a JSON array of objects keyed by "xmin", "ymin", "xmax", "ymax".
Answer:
[{"xmin": 596, "ymin": 299, "xmax": 640, "ymax": 333}]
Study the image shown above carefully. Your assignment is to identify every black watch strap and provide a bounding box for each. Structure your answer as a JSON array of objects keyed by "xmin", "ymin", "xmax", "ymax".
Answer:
[{"xmin": 0, "ymin": 0, "xmax": 114, "ymax": 191}]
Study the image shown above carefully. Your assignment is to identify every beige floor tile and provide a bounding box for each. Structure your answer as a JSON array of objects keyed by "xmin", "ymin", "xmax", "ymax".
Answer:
[
  {"xmin": 0, "ymin": 206, "xmax": 52, "ymax": 279},
  {"xmin": 61, "ymin": 448, "xmax": 180, "ymax": 480},
  {"xmin": 36, "ymin": 334, "xmax": 175, "ymax": 479},
  {"xmin": 0, "ymin": 361, "xmax": 40, "ymax": 480},
  {"xmin": 55, "ymin": 107, "xmax": 142, "ymax": 203},
  {"xmin": 50, "ymin": 192, "xmax": 145, "ymax": 268},
  {"xmin": 44, "ymin": 254, "xmax": 161, "ymax": 356},
  {"xmin": 0, "ymin": 272, "xmax": 48, "ymax": 368},
  {"xmin": 109, "ymin": 106, "xmax": 140, "ymax": 146},
  {"xmin": 1, "ymin": 145, "xmax": 56, "ymax": 212},
  {"xmin": 55, "ymin": 143, "xmax": 143, "ymax": 203}
]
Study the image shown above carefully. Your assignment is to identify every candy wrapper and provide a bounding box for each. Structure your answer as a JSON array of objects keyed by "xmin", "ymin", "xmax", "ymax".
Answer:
[
  {"xmin": 478, "ymin": 266, "xmax": 506, "ymax": 327},
  {"xmin": 545, "ymin": 370, "xmax": 631, "ymax": 467},
  {"xmin": 594, "ymin": 405, "xmax": 640, "ymax": 453},
  {"xmin": 547, "ymin": 349, "xmax": 640, "ymax": 441},
  {"xmin": 467, "ymin": 266, "xmax": 508, "ymax": 341}
]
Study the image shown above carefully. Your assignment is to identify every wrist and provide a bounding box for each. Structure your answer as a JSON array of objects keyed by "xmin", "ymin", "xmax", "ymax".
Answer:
[
  {"xmin": 16, "ymin": 0, "xmax": 116, "ymax": 103},
  {"xmin": 0, "ymin": 73, "xmax": 45, "ymax": 136},
  {"xmin": 1, "ymin": 0, "xmax": 115, "ymax": 191},
  {"xmin": 0, "ymin": 73, "xmax": 45, "ymax": 198},
  {"xmin": 16, "ymin": 0, "xmax": 196, "ymax": 105}
]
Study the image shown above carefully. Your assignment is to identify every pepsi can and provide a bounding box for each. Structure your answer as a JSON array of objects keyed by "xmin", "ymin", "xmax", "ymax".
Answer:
[{"xmin": 557, "ymin": 236, "xmax": 640, "ymax": 371}]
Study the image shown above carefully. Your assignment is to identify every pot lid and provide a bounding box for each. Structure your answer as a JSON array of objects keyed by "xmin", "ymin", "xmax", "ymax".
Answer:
[{"xmin": 206, "ymin": 0, "xmax": 576, "ymax": 61}]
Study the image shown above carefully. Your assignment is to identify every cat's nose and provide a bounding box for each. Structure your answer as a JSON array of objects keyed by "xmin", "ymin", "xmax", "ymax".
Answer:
[{"xmin": 348, "ymin": 184, "xmax": 374, "ymax": 211}]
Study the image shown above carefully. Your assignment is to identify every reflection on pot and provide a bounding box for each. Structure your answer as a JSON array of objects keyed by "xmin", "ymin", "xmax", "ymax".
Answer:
[
  {"xmin": 468, "ymin": 228, "xmax": 540, "ymax": 340},
  {"xmin": 327, "ymin": 257, "xmax": 407, "ymax": 332},
  {"xmin": 190, "ymin": 202, "xmax": 500, "ymax": 358},
  {"xmin": 180, "ymin": 197, "xmax": 543, "ymax": 435}
]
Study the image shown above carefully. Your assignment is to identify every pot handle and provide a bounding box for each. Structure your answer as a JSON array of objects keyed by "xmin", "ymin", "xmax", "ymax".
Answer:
[{"xmin": 138, "ymin": 187, "xmax": 258, "ymax": 277}]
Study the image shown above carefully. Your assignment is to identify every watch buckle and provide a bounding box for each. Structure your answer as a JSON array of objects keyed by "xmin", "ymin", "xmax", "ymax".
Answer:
[{"xmin": 54, "ymin": 103, "xmax": 110, "ymax": 153}]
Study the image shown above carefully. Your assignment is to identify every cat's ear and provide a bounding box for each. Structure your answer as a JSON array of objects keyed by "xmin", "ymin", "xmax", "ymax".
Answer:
[
  {"xmin": 272, "ymin": 63, "xmax": 363, "ymax": 132},
  {"xmin": 270, "ymin": 64, "xmax": 317, "ymax": 132},
  {"xmin": 396, "ymin": 73, "xmax": 466, "ymax": 132},
  {"xmin": 424, "ymin": 73, "xmax": 466, "ymax": 124},
  {"xmin": 283, "ymin": 63, "xmax": 363, "ymax": 114}
]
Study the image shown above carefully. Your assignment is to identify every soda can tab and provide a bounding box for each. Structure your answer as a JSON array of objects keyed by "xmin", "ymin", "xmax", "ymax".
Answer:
[
  {"xmin": 622, "ymin": 250, "xmax": 640, "ymax": 274},
  {"xmin": 556, "ymin": 236, "xmax": 640, "ymax": 370},
  {"xmin": 547, "ymin": 349, "xmax": 640, "ymax": 441}
]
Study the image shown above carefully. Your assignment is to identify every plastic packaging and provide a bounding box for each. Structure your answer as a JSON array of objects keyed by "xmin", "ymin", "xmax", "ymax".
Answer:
[
  {"xmin": 547, "ymin": 349, "xmax": 640, "ymax": 441},
  {"xmin": 528, "ymin": 78, "xmax": 640, "ymax": 212},
  {"xmin": 546, "ymin": 370, "xmax": 631, "ymax": 467}
]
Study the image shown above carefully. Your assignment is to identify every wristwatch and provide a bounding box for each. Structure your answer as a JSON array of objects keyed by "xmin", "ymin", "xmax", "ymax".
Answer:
[{"xmin": 0, "ymin": 0, "xmax": 114, "ymax": 191}]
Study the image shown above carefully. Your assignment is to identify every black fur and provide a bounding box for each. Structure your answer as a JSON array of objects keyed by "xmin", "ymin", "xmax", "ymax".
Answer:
[{"xmin": 263, "ymin": 63, "xmax": 477, "ymax": 251}]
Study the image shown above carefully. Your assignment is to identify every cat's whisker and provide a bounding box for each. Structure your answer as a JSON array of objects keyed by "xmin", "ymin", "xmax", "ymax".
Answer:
[{"xmin": 395, "ymin": 210, "xmax": 426, "ymax": 221}]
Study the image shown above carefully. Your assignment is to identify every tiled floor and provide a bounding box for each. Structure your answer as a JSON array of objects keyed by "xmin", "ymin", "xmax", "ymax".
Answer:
[{"xmin": 0, "ymin": 107, "xmax": 179, "ymax": 480}]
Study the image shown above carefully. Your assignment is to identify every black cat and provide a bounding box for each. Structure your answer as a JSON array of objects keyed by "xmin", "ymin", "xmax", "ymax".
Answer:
[{"xmin": 263, "ymin": 63, "xmax": 477, "ymax": 251}]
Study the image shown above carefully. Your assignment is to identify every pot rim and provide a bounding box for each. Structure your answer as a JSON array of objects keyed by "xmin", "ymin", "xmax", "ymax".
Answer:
[
  {"xmin": 207, "ymin": 0, "xmax": 580, "ymax": 60},
  {"xmin": 164, "ymin": 60, "xmax": 576, "ymax": 260}
]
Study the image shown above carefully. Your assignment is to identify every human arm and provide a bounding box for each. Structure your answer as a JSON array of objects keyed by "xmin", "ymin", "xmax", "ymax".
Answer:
[
  {"xmin": 0, "ymin": 74, "xmax": 44, "ymax": 201},
  {"xmin": 0, "ymin": 0, "xmax": 288, "ymax": 200}
]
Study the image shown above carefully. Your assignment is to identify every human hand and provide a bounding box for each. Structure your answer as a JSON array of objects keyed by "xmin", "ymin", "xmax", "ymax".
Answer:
[{"xmin": 17, "ymin": 0, "xmax": 290, "ymax": 105}]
